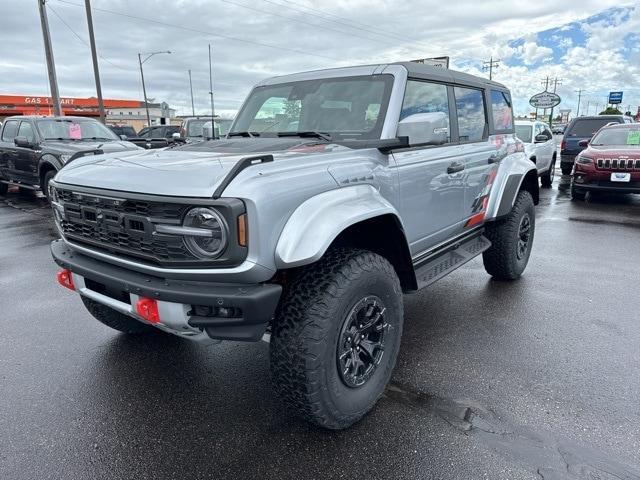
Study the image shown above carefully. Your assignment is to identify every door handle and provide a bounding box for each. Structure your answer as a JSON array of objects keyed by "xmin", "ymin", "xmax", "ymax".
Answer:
[{"xmin": 447, "ymin": 162, "xmax": 465, "ymax": 174}]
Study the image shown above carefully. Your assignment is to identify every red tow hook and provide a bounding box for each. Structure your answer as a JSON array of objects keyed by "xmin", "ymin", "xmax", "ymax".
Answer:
[
  {"xmin": 56, "ymin": 269, "xmax": 75, "ymax": 291},
  {"xmin": 136, "ymin": 297, "xmax": 160, "ymax": 324}
]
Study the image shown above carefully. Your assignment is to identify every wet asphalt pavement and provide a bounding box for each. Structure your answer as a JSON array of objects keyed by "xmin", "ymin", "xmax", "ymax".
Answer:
[{"xmin": 1, "ymin": 172, "xmax": 639, "ymax": 480}]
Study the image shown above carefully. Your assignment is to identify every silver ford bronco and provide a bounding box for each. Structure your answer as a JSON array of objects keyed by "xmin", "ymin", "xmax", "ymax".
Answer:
[{"xmin": 50, "ymin": 62, "xmax": 539, "ymax": 429}]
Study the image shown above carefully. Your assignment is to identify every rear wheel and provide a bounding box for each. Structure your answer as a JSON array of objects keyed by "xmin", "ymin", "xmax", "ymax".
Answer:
[
  {"xmin": 81, "ymin": 297, "xmax": 156, "ymax": 334},
  {"xmin": 561, "ymin": 164, "xmax": 572, "ymax": 175},
  {"xmin": 541, "ymin": 159, "xmax": 555, "ymax": 188},
  {"xmin": 483, "ymin": 190, "xmax": 535, "ymax": 280},
  {"xmin": 270, "ymin": 248, "xmax": 403, "ymax": 429}
]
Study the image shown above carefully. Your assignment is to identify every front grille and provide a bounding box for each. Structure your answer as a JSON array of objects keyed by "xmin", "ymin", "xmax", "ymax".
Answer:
[
  {"xmin": 596, "ymin": 158, "xmax": 640, "ymax": 170},
  {"xmin": 56, "ymin": 187, "xmax": 196, "ymax": 265}
]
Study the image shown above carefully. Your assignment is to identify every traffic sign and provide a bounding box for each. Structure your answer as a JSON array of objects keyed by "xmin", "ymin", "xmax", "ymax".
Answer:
[
  {"xmin": 609, "ymin": 91, "xmax": 623, "ymax": 104},
  {"xmin": 529, "ymin": 91, "xmax": 561, "ymax": 109}
]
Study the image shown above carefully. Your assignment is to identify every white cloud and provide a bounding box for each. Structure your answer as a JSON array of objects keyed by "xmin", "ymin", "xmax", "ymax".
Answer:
[{"xmin": 519, "ymin": 42, "xmax": 554, "ymax": 65}]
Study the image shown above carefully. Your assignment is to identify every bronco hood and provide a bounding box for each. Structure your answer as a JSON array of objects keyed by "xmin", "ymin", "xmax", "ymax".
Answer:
[{"xmin": 54, "ymin": 138, "xmax": 343, "ymax": 197}]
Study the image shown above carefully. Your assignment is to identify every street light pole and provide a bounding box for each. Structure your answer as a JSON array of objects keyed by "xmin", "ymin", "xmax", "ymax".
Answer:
[
  {"xmin": 137, "ymin": 50, "xmax": 171, "ymax": 127},
  {"xmin": 188, "ymin": 69, "xmax": 195, "ymax": 116}
]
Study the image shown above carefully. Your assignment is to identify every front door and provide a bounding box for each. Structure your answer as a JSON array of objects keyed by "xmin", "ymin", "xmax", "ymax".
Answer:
[
  {"xmin": 14, "ymin": 121, "xmax": 39, "ymax": 184},
  {"xmin": 391, "ymin": 79, "xmax": 466, "ymax": 256}
]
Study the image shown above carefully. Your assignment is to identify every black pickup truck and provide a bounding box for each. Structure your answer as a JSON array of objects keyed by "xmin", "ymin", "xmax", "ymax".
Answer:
[{"xmin": 0, "ymin": 116, "xmax": 140, "ymax": 199}]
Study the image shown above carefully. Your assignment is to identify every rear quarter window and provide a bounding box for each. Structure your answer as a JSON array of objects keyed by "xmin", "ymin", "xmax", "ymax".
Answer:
[
  {"xmin": 568, "ymin": 119, "xmax": 619, "ymax": 137},
  {"xmin": 490, "ymin": 90, "xmax": 513, "ymax": 131}
]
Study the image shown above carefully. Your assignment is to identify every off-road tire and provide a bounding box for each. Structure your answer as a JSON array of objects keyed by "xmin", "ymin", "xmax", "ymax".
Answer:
[
  {"xmin": 270, "ymin": 248, "xmax": 403, "ymax": 430},
  {"xmin": 482, "ymin": 190, "xmax": 535, "ymax": 280},
  {"xmin": 540, "ymin": 159, "xmax": 555, "ymax": 188},
  {"xmin": 0, "ymin": 182, "xmax": 7, "ymax": 195},
  {"xmin": 81, "ymin": 296, "xmax": 156, "ymax": 334},
  {"xmin": 561, "ymin": 164, "xmax": 572, "ymax": 175},
  {"xmin": 42, "ymin": 170, "xmax": 56, "ymax": 201},
  {"xmin": 570, "ymin": 183, "xmax": 586, "ymax": 201}
]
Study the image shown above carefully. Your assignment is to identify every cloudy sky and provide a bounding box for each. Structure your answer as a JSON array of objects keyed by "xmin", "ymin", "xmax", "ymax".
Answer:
[{"xmin": 1, "ymin": 0, "xmax": 639, "ymax": 117}]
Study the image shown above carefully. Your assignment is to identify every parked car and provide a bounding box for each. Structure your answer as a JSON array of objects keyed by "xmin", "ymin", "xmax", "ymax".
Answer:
[
  {"xmin": 179, "ymin": 117, "xmax": 232, "ymax": 141},
  {"xmin": 0, "ymin": 116, "xmax": 141, "ymax": 199},
  {"xmin": 49, "ymin": 63, "xmax": 539, "ymax": 429},
  {"xmin": 552, "ymin": 124, "xmax": 565, "ymax": 134},
  {"xmin": 107, "ymin": 124, "xmax": 137, "ymax": 139},
  {"xmin": 137, "ymin": 125, "xmax": 181, "ymax": 141},
  {"xmin": 561, "ymin": 115, "xmax": 636, "ymax": 175},
  {"xmin": 571, "ymin": 123, "xmax": 640, "ymax": 200},
  {"xmin": 515, "ymin": 120, "xmax": 556, "ymax": 187}
]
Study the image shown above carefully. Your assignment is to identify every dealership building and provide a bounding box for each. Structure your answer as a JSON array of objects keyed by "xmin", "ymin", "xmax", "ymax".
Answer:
[{"xmin": 0, "ymin": 95, "xmax": 176, "ymax": 131}]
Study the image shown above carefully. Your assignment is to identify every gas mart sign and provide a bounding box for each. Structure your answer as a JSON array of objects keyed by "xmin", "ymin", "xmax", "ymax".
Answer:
[{"xmin": 529, "ymin": 91, "xmax": 561, "ymax": 109}]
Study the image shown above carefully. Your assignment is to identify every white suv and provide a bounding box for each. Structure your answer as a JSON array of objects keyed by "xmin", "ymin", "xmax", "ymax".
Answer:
[{"xmin": 515, "ymin": 120, "xmax": 556, "ymax": 188}]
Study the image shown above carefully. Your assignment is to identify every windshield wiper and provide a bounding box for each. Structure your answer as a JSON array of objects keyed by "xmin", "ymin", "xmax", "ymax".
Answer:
[
  {"xmin": 277, "ymin": 131, "xmax": 332, "ymax": 142},
  {"xmin": 227, "ymin": 131, "xmax": 260, "ymax": 138},
  {"xmin": 83, "ymin": 137, "xmax": 113, "ymax": 141},
  {"xmin": 45, "ymin": 137, "xmax": 77, "ymax": 141}
]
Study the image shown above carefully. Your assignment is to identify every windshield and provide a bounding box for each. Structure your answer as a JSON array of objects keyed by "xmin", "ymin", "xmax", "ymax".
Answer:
[
  {"xmin": 591, "ymin": 128, "xmax": 640, "ymax": 146},
  {"xmin": 230, "ymin": 75, "xmax": 393, "ymax": 140},
  {"xmin": 186, "ymin": 119, "xmax": 233, "ymax": 137},
  {"xmin": 37, "ymin": 119, "xmax": 118, "ymax": 140},
  {"xmin": 515, "ymin": 125, "xmax": 533, "ymax": 143},
  {"xmin": 568, "ymin": 118, "xmax": 616, "ymax": 137}
]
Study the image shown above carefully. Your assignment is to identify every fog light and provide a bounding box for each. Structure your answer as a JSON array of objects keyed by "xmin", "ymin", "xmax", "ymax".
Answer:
[
  {"xmin": 56, "ymin": 269, "xmax": 75, "ymax": 291},
  {"xmin": 136, "ymin": 297, "xmax": 160, "ymax": 324}
]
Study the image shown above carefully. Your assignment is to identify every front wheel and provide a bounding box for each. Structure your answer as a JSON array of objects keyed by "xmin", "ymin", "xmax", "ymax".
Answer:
[
  {"xmin": 570, "ymin": 183, "xmax": 586, "ymax": 201},
  {"xmin": 0, "ymin": 182, "xmax": 7, "ymax": 195},
  {"xmin": 270, "ymin": 248, "xmax": 403, "ymax": 429},
  {"xmin": 42, "ymin": 170, "xmax": 57, "ymax": 201},
  {"xmin": 483, "ymin": 190, "xmax": 535, "ymax": 280}
]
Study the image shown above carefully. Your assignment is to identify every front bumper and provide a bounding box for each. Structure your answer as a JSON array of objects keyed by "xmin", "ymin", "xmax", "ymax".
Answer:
[
  {"xmin": 571, "ymin": 182, "xmax": 640, "ymax": 194},
  {"xmin": 51, "ymin": 239, "xmax": 282, "ymax": 342}
]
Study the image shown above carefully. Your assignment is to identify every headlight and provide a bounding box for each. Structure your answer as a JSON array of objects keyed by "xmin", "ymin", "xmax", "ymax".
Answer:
[
  {"xmin": 575, "ymin": 155, "xmax": 592, "ymax": 165},
  {"xmin": 182, "ymin": 207, "xmax": 227, "ymax": 258},
  {"xmin": 59, "ymin": 154, "xmax": 72, "ymax": 164}
]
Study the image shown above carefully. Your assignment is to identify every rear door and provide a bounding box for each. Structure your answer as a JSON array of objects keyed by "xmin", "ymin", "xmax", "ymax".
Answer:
[
  {"xmin": 539, "ymin": 123, "xmax": 555, "ymax": 171},
  {"xmin": 457, "ymin": 87, "xmax": 499, "ymax": 228},
  {"xmin": 392, "ymin": 79, "xmax": 466, "ymax": 255}
]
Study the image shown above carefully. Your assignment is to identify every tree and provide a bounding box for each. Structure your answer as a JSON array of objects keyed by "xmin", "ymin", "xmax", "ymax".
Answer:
[{"xmin": 600, "ymin": 107, "xmax": 622, "ymax": 115}]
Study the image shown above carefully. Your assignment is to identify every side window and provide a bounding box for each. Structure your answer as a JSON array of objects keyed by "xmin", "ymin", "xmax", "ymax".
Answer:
[
  {"xmin": 400, "ymin": 80, "xmax": 451, "ymax": 143},
  {"xmin": 18, "ymin": 122, "xmax": 35, "ymax": 143},
  {"xmin": 490, "ymin": 90, "xmax": 513, "ymax": 131},
  {"xmin": 2, "ymin": 120, "xmax": 20, "ymax": 142},
  {"xmin": 454, "ymin": 87, "xmax": 487, "ymax": 142}
]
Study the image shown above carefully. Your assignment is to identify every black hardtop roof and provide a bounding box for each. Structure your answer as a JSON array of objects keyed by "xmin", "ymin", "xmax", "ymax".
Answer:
[
  {"xmin": 572, "ymin": 115, "xmax": 627, "ymax": 120},
  {"xmin": 392, "ymin": 62, "xmax": 509, "ymax": 90}
]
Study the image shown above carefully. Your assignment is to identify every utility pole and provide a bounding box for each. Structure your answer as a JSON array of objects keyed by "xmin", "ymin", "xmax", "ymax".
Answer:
[
  {"xmin": 208, "ymin": 43, "xmax": 216, "ymax": 130},
  {"xmin": 548, "ymin": 77, "xmax": 562, "ymax": 127},
  {"xmin": 38, "ymin": 0, "xmax": 62, "ymax": 116},
  {"xmin": 574, "ymin": 89, "xmax": 584, "ymax": 117},
  {"xmin": 482, "ymin": 57, "xmax": 500, "ymax": 80},
  {"xmin": 188, "ymin": 70, "xmax": 195, "ymax": 116},
  {"xmin": 84, "ymin": 0, "xmax": 105, "ymax": 123},
  {"xmin": 585, "ymin": 100, "xmax": 590, "ymax": 116},
  {"xmin": 540, "ymin": 77, "xmax": 550, "ymax": 119}
]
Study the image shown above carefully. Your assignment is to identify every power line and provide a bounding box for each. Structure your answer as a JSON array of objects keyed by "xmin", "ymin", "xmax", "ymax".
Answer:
[
  {"xmin": 260, "ymin": 0, "xmax": 425, "ymax": 46},
  {"xmin": 48, "ymin": 4, "xmax": 131, "ymax": 71},
  {"xmin": 53, "ymin": 0, "xmax": 341, "ymax": 61},
  {"xmin": 222, "ymin": 0, "xmax": 395, "ymax": 46}
]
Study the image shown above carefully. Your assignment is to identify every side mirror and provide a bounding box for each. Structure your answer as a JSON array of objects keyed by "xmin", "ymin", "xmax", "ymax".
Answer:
[
  {"xmin": 171, "ymin": 132, "xmax": 181, "ymax": 140},
  {"xmin": 578, "ymin": 139, "xmax": 590, "ymax": 147},
  {"xmin": 14, "ymin": 136, "xmax": 34, "ymax": 148},
  {"xmin": 397, "ymin": 112, "xmax": 449, "ymax": 146},
  {"xmin": 119, "ymin": 134, "xmax": 128, "ymax": 140},
  {"xmin": 534, "ymin": 134, "xmax": 549, "ymax": 143}
]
